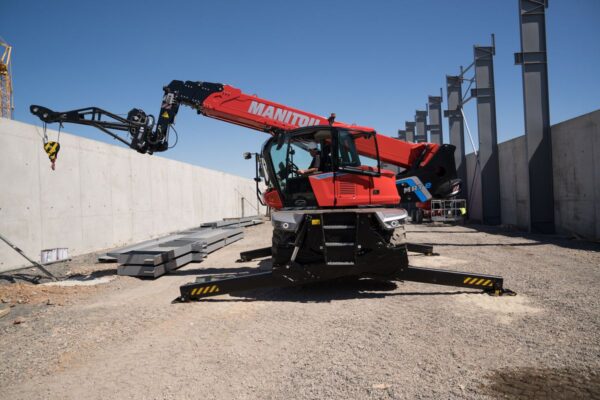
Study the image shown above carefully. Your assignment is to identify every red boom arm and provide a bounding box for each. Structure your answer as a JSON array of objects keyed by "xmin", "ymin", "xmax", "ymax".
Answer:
[{"xmin": 195, "ymin": 84, "xmax": 439, "ymax": 169}]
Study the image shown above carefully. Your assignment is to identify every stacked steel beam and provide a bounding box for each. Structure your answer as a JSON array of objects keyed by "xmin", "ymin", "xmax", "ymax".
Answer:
[{"xmin": 99, "ymin": 217, "xmax": 263, "ymax": 278}]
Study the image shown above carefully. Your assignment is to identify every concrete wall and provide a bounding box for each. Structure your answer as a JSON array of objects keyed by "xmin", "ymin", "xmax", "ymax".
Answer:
[
  {"xmin": 464, "ymin": 109, "xmax": 600, "ymax": 239},
  {"xmin": 0, "ymin": 118, "xmax": 262, "ymax": 272},
  {"xmin": 497, "ymin": 136, "xmax": 530, "ymax": 230},
  {"xmin": 551, "ymin": 110, "xmax": 600, "ymax": 239}
]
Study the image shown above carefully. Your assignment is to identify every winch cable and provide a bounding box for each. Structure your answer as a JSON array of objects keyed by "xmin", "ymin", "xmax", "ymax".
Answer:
[{"xmin": 460, "ymin": 107, "xmax": 481, "ymax": 210}]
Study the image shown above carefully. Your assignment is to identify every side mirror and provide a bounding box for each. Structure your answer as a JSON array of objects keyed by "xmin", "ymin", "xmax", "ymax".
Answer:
[{"xmin": 243, "ymin": 152, "xmax": 252, "ymax": 160}]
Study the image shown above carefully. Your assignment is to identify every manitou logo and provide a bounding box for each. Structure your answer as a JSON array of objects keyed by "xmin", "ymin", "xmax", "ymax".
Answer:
[{"xmin": 248, "ymin": 101, "xmax": 323, "ymax": 127}]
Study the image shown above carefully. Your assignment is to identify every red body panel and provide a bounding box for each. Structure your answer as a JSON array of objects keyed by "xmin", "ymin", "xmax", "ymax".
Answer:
[
  {"xmin": 308, "ymin": 169, "xmax": 399, "ymax": 207},
  {"xmin": 354, "ymin": 135, "xmax": 439, "ymax": 169},
  {"xmin": 200, "ymin": 85, "xmax": 439, "ymax": 169},
  {"xmin": 263, "ymin": 188, "xmax": 284, "ymax": 209}
]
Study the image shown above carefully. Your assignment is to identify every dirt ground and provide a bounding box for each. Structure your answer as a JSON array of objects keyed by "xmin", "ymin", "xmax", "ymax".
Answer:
[{"xmin": 1, "ymin": 222, "xmax": 599, "ymax": 399}]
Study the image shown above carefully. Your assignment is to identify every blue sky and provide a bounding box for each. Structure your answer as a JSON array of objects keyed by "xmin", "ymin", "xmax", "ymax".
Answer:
[{"xmin": 2, "ymin": 0, "xmax": 599, "ymax": 178}]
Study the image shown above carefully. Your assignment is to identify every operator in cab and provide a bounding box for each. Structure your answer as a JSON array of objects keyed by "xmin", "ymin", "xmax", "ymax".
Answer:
[
  {"xmin": 298, "ymin": 147, "xmax": 322, "ymax": 175},
  {"xmin": 298, "ymin": 144, "xmax": 332, "ymax": 176}
]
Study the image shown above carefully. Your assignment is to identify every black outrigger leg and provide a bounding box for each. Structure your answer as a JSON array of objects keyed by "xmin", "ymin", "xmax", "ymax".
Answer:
[
  {"xmin": 175, "ymin": 260, "xmax": 514, "ymax": 303},
  {"xmin": 237, "ymin": 246, "xmax": 272, "ymax": 262},
  {"xmin": 174, "ymin": 262, "xmax": 514, "ymax": 302},
  {"xmin": 395, "ymin": 266, "xmax": 514, "ymax": 296},
  {"xmin": 176, "ymin": 214, "xmax": 313, "ymax": 302},
  {"xmin": 175, "ymin": 271, "xmax": 290, "ymax": 302}
]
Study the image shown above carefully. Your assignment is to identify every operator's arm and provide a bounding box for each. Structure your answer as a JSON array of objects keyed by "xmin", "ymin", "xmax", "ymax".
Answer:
[{"xmin": 297, "ymin": 167, "xmax": 319, "ymax": 175}]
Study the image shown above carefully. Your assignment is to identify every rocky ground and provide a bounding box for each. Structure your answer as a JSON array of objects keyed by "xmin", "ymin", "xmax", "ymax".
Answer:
[{"xmin": 1, "ymin": 222, "xmax": 599, "ymax": 399}]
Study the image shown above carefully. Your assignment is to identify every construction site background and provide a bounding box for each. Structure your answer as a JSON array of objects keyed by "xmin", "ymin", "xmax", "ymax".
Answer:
[
  {"xmin": 464, "ymin": 109, "xmax": 600, "ymax": 239},
  {"xmin": 1, "ymin": 108, "xmax": 599, "ymax": 272},
  {"xmin": 0, "ymin": 118, "xmax": 264, "ymax": 273}
]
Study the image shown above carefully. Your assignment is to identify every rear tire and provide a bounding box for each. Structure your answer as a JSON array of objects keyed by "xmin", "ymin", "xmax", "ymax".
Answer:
[
  {"xmin": 272, "ymin": 228, "xmax": 294, "ymax": 268},
  {"xmin": 414, "ymin": 209, "xmax": 424, "ymax": 224}
]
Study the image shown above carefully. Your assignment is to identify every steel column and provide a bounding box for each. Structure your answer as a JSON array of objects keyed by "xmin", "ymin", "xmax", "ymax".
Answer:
[
  {"xmin": 415, "ymin": 110, "xmax": 428, "ymax": 143},
  {"xmin": 515, "ymin": 0, "xmax": 554, "ymax": 234},
  {"xmin": 405, "ymin": 121, "xmax": 416, "ymax": 143},
  {"xmin": 445, "ymin": 76, "xmax": 467, "ymax": 198},
  {"xmin": 428, "ymin": 95, "xmax": 443, "ymax": 145},
  {"xmin": 472, "ymin": 43, "xmax": 501, "ymax": 225}
]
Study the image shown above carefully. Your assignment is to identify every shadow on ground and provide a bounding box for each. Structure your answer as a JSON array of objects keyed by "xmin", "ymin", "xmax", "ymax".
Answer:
[
  {"xmin": 0, "ymin": 273, "xmax": 46, "ymax": 284},
  {"xmin": 482, "ymin": 366, "xmax": 600, "ymax": 399},
  {"xmin": 188, "ymin": 278, "xmax": 479, "ymax": 303},
  {"xmin": 67, "ymin": 268, "xmax": 118, "ymax": 280},
  {"xmin": 0, "ymin": 267, "xmax": 118, "ymax": 285},
  {"xmin": 408, "ymin": 223, "xmax": 600, "ymax": 252}
]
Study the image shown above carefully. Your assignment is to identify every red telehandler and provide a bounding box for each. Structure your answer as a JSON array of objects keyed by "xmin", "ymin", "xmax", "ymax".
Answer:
[{"xmin": 31, "ymin": 80, "xmax": 511, "ymax": 301}]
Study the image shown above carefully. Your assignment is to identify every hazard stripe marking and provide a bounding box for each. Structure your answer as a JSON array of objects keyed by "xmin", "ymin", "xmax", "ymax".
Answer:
[
  {"xmin": 44, "ymin": 142, "xmax": 58, "ymax": 153},
  {"xmin": 462, "ymin": 277, "xmax": 497, "ymax": 287}
]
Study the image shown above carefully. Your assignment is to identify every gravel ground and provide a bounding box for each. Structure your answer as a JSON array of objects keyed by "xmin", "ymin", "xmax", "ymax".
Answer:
[{"xmin": 0, "ymin": 222, "xmax": 599, "ymax": 399}]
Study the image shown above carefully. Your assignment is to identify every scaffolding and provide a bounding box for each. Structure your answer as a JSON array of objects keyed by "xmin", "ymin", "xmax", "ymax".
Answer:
[{"xmin": 0, "ymin": 38, "xmax": 13, "ymax": 119}]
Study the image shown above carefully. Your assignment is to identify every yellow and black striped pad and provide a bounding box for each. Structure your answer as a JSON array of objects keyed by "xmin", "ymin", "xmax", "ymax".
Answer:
[
  {"xmin": 189, "ymin": 284, "xmax": 220, "ymax": 297},
  {"xmin": 43, "ymin": 141, "xmax": 60, "ymax": 161},
  {"xmin": 463, "ymin": 277, "xmax": 495, "ymax": 287}
]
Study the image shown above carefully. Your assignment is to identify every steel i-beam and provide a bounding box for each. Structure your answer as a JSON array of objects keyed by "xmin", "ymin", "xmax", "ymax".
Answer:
[
  {"xmin": 405, "ymin": 121, "xmax": 416, "ymax": 143},
  {"xmin": 515, "ymin": 0, "xmax": 555, "ymax": 233},
  {"xmin": 415, "ymin": 110, "xmax": 428, "ymax": 143},
  {"xmin": 445, "ymin": 75, "xmax": 467, "ymax": 198},
  {"xmin": 428, "ymin": 95, "xmax": 443, "ymax": 145},
  {"xmin": 397, "ymin": 129, "xmax": 407, "ymax": 141},
  {"xmin": 472, "ymin": 42, "xmax": 501, "ymax": 225}
]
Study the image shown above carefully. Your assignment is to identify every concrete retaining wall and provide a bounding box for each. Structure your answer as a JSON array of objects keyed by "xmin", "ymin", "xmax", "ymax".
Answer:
[
  {"xmin": 551, "ymin": 111, "xmax": 600, "ymax": 239},
  {"xmin": 497, "ymin": 136, "xmax": 530, "ymax": 230},
  {"xmin": 0, "ymin": 118, "xmax": 262, "ymax": 272},
  {"xmin": 465, "ymin": 109, "xmax": 600, "ymax": 239}
]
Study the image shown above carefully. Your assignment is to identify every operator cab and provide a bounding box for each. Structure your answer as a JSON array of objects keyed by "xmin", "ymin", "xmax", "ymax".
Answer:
[{"xmin": 262, "ymin": 126, "xmax": 399, "ymax": 209}]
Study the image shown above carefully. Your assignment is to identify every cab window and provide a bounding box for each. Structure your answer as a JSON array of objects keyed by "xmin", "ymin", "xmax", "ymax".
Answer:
[{"xmin": 337, "ymin": 130, "xmax": 361, "ymax": 168}]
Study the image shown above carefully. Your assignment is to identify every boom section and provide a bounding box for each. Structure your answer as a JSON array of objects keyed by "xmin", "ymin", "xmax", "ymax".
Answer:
[
  {"xmin": 193, "ymin": 82, "xmax": 441, "ymax": 168},
  {"xmin": 30, "ymin": 80, "xmax": 441, "ymax": 170}
]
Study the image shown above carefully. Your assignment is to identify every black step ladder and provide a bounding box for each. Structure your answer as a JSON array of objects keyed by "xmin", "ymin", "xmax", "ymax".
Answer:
[{"xmin": 321, "ymin": 213, "xmax": 358, "ymax": 266}]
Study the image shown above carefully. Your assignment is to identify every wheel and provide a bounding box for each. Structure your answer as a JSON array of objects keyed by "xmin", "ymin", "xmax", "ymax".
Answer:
[{"xmin": 272, "ymin": 228, "xmax": 295, "ymax": 268}]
